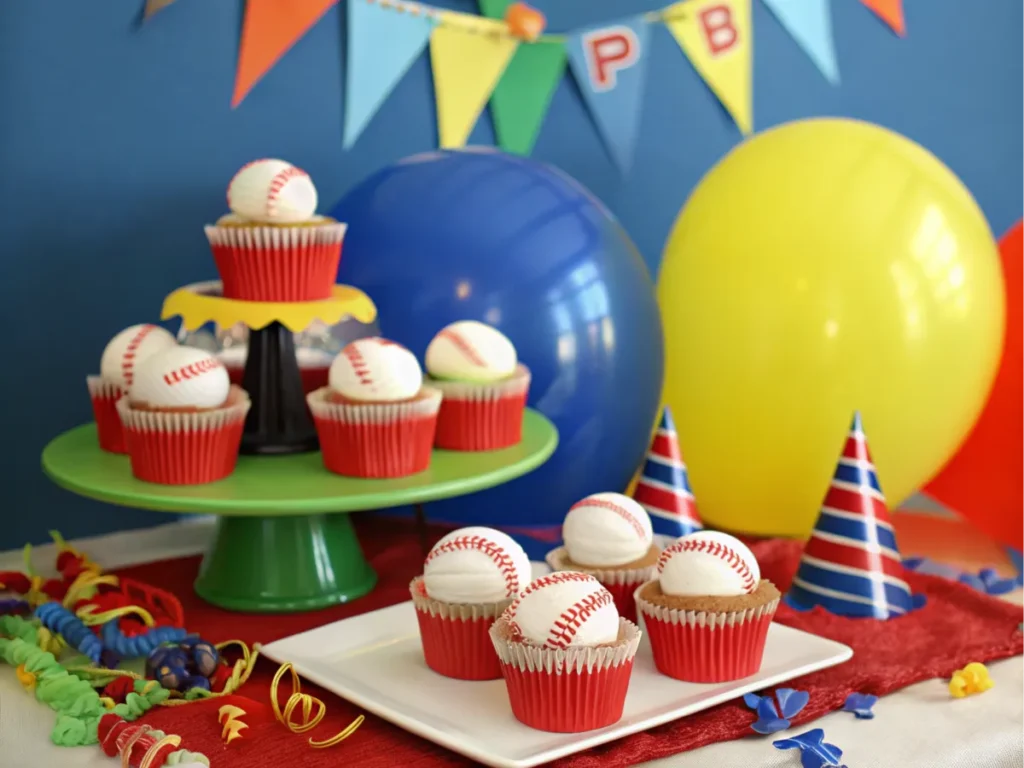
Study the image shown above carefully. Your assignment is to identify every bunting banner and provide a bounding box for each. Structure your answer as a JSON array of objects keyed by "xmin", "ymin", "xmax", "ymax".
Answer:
[
  {"xmin": 761, "ymin": 0, "xmax": 839, "ymax": 83},
  {"xmin": 144, "ymin": 0, "xmax": 912, "ymax": 170}
]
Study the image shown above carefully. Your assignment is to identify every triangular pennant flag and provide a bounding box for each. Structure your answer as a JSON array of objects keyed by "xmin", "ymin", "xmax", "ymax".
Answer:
[
  {"xmin": 478, "ymin": 0, "xmax": 567, "ymax": 156},
  {"xmin": 429, "ymin": 19, "xmax": 519, "ymax": 148},
  {"xmin": 565, "ymin": 16, "xmax": 651, "ymax": 171},
  {"xmin": 144, "ymin": 0, "xmax": 178, "ymax": 18},
  {"xmin": 665, "ymin": 0, "xmax": 753, "ymax": 135},
  {"xmin": 858, "ymin": 0, "xmax": 906, "ymax": 36},
  {"xmin": 344, "ymin": 1, "xmax": 435, "ymax": 148},
  {"xmin": 232, "ymin": 0, "xmax": 339, "ymax": 108},
  {"xmin": 787, "ymin": 412, "xmax": 917, "ymax": 619},
  {"xmin": 761, "ymin": 0, "xmax": 839, "ymax": 83},
  {"xmin": 632, "ymin": 406, "xmax": 703, "ymax": 542}
]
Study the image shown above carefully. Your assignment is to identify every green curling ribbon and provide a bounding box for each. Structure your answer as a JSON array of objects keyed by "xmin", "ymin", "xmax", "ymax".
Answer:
[
  {"xmin": 167, "ymin": 751, "xmax": 210, "ymax": 766},
  {"xmin": 0, "ymin": 615, "xmax": 39, "ymax": 644}
]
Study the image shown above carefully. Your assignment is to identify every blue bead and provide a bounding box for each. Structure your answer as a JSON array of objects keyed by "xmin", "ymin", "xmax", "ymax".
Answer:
[
  {"xmin": 190, "ymin": 642, "xmax": 219, "ymax": 678},
  {"xmin": 181, "ymin": 674, "xmax": 211, "ymax": 692}
]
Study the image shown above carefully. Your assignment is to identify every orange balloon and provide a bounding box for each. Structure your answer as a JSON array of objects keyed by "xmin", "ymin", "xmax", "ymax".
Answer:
[{"xmin": 925, "ymin": 221, "xmax": 1022, "ymax": 549}]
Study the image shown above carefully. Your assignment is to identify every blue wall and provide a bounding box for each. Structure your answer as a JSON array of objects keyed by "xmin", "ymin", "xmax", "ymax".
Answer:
[{"xmin": 0, "ymin": 0, "xmax": 1019, "ymax": 549}]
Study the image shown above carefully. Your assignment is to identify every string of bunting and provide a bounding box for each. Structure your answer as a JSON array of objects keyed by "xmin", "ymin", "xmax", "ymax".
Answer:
[{"xmin": 151, "ymin": 0, "xmax": 908, "ymax": 170}]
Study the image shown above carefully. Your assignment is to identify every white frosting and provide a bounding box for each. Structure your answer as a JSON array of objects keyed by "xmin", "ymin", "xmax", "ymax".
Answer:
[
  {"xmin": 425, "ymin": 320, "xmax": 517, "ymax": 383},
  {"xmin": 131, "ymin": 346, "xmax": 231, "ymax": 409},
  {"xmin": 329, "ymin": 338, "xmax": 422, "ymax": 402},
  {"xmin": 504, "ymin": 572, "xmax": 619, "ymax": 649},
  {"xmin": 562, "ymin": 492, "xmax": 653, "ymax": 567},
  {"xmin": 226, "ymin": 159, "xmax": 318, "ymax": 224},
  {"xmin": 658, "ymin": 531, "xmax": 761, "ymax": 597},
  {"xmin": 99, "ymin": 324, "xmax": 178, "ymax": 390},
  {"xmin": 423, "ymin": 526, "xmax": 531, "ymax": 604}
]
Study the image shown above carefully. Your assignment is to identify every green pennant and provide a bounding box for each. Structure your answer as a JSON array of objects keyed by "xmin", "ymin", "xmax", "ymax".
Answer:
[{"xmin": 478, "ymin": 0, "xmax": 567, "ymax": 156}]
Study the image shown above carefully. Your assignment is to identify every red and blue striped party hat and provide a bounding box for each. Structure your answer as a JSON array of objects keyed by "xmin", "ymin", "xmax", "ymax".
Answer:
[
  {"xmin": 632, "ymin": 406, "xmax": 703, "ymax": 539},
  {"xmin": 787, "ymin": 411, "xmax": 916, "ymax": 619}
]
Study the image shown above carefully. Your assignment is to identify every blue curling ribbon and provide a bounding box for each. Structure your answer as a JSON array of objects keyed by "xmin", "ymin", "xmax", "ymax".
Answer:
[
  {"xmin": 35, "ymin": 601, "xmax": 105, "ymax": 664},
  {"xmin": 101, "ymin": 618, "xmax": 188, "ymax": 659}
]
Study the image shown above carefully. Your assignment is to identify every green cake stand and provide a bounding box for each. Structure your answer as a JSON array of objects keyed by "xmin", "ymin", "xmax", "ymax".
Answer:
[{"xmin": 41, "ymin": 410, "xmax": 557, "ymax": 613}]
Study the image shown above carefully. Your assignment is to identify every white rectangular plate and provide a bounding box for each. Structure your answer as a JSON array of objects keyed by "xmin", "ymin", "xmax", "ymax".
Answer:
[{"xmin": 262, "ymin": 599, "xmax": 853, "ymax": 768}]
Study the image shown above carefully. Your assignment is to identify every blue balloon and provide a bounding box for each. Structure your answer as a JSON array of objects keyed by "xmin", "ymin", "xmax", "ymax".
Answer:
[{"xmin": 332, "ymin": 149, "xmax": 663, "ymax": 545}]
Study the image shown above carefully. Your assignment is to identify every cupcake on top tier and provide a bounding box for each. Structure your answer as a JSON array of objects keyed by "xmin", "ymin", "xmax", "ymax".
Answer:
[
  {"xmin": 116, "ymin": 346, "xmax": 250, "ymax": 485},
  {"xmin": 545, "ymin": 492, "xmax": 658, "ymax": 623},
  {"xmin": 87, "ymin": 324, "xmax": 178, "ymax": 454},
  {"xmin": 425, "ymin": 321, "xmax": 530, "ymax": 451},
  {"xmin": 636, "ymin": 531, "xmax": 780, "ymax": 683},
  {"xmin": 307, "ymin": 337, "xmax": 441, "ymax": 478},
  {"xmin": 205, "ymin": 159, "xmax": 346, "ymax": 302},
  {"xmin": 489, "ymin": 571, "xmax": 641, "ymax": 733},
  {"xmin": 410, "ymin": 526, "xmax": 532, "ymax": 681}
]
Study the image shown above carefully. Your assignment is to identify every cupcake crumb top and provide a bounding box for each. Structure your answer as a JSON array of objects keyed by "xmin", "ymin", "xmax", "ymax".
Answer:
[
  {"xmin": 639, "ymin": 579, "xmax": 780, "ymax": 613},
  {"xmin": 560, "ymin": 543, "xmax": 660, "ymax": 572}
]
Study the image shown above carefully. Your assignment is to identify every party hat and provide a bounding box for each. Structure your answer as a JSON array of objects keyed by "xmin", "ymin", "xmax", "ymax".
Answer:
[
  {"xmin": 632, "ymin": 406, "xmax": 703, "ymax": 540},
  {"xmin": 787, "ymin": 411, "xmax": 915, "ymax": 619}
]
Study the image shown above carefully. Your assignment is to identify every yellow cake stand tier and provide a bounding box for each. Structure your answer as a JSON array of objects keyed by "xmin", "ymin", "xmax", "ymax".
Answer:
[
  {"xmin": 161, "ymin": 280, "xmax": 377, "ymax": 333},
  {"xmin": 161, "ymin": 281, "xmax": 378, "ymax": 455}
]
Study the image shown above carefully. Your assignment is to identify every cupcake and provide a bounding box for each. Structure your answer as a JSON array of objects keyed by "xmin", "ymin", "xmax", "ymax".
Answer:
[
  {"xmin": 116, "ymin": 346, "xmax": 250, "ymax": 485},
  {"xmin": 410, "ymin": 527, "xmax": 532, "ymax": 681},
  {"xmin": 636, "ymin": 531, "xmax": 780, "ymax": 683},
  {"xmin": 87, "ymin": 324, "xmax": 178, "ymax": 454},
  {"xmin": 307, "ymin": 337, "xmax": 441, "ymax": 477},
  {"xmin": 545, "ymin": 492, "xmax": 658, "ymax": 623},
  {"xmin": 425, "ymin": 320, "xmax": 530, "ymax": 451},
  {"xmin": 490, "ymin": 571, "xmax": 641, "ymax": 733},
  {"xmin": 204, "ymin": 159, "xmax": 347, "ymax": 302}
]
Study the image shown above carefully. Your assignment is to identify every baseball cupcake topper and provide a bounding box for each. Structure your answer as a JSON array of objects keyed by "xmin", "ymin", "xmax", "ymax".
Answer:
[
  {"xmin": 633, "ymin": 406, "xmax": 703, "ymax": 541},
  {"xmin": 786, "ymin": 411, "xmax": 920, "ymax": 619}
]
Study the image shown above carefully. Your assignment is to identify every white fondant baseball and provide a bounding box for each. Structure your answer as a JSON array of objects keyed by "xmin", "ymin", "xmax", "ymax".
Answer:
[
  {"xmin": 423, "ymin": 526, "xmax": 531, "ymax": 604},
  {"xmin": 657, "ymin": 531, "xmax": 761, "ymax": 597},
  {"xmin": 563, "ymin": 492, "xmax": 653, "ymax": 567},
  {"xmin": 329, "ymin": 338, "xmax": 422, "ymax": 402},
  {"xmin": 99, "ymin": 324, "xmax": 178, "ymax": 390},
  {"xmin": 425, "ymin": 321, "xmax": 517, "ymax": 383},
  {"xmin": 505, "ymin": 572, "xmax": 619, "ymax": 649},
  {"xmin": 131, "ymin": 346, "xmax": 231, "ymax": 409},
  {"xmin": 226, "ymin": 159, "xmax": 318, "ymax": 224}
]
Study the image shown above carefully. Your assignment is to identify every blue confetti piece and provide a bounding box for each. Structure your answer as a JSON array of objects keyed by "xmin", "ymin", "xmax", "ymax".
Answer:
[
  {"xmin": 842, "ymin": 692, "xmax": 877, "ymax": 719},
  {"xmin": 751, "ymin": 697, "xmax": 790, "ymax": 735},
  {"xmin": 776, "ymin": 688, "xmax": 810, "ymax": 719},
  {"xmin": 911, "ymin": 593, "xmax": 928, "ymax": 610},
  {"xmin": 773, "ymin": 728, "xmax": 845, "ymax": 768},
  {"xmin": 743, "ymin": 692, "xmax": 762, "ymax": 710}
]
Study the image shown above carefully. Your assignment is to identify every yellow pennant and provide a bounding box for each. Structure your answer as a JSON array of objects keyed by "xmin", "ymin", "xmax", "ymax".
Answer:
[
  {"xmin": 665, "ymin": 0, "xmax": 752, "ymax": 135},
  {"xmin": 430, "ymin": 18, "xmax": 519, "ymax": 148}
]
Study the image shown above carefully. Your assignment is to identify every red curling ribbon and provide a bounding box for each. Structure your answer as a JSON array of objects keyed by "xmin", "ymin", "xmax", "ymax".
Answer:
[
  {"xmin": 102, "ymin": 677, "xmax": 136, "ymax": 704},
  {"xmin": 210, "ymin": 663, "xmax": 233, "ymax": 693},
  {"xmin": 0, "ymin": 572, "xmax": 31, "ymax": 594},
  {"xmin": 99, "ymin": 715, "xmax": 127, "ymax": 756},
  {"xmin": 121, "ymin": 578, "xmax": 185, "ymax": 628}
]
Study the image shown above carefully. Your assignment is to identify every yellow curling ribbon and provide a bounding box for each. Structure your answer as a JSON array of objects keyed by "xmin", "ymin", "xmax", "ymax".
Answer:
[
  {"xmin": 270, "ymin": 662, "xmax": 365, "ymax": 748},
  {"xmin": 138, "ymin": 734, "xmax": 181, "ymax": 768},
  {"xmin": 15, "ymin": 663, "xmax": 36, "ymax": 693},
  {"xmin": 949, "ymin": 662, "xmax": 994, "ymax": 699},
  {"xmin": 78, "ymin": 605, "xmax": 156, "ymax": 628},
  {"xmin": 63, "ymin": 571, "xmax": 119, "ymax": 608}
]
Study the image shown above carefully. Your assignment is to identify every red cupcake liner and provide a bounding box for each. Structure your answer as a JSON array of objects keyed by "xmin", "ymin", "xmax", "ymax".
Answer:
[
  {"xmin": 430, "ymin": 365, "xmax": 530, "ymax": 451},
  {"xmin": 87, "ymin": 376, "xmax": 126, "ymax": 454},
  {"xmin": 637, "ymin": 584, "xmax": 779, "ymax": 683},
  {"xmin": 116, "ymin": 387, "xmax": 250, "ymax": 486},
  {"xmin": 205, "ymin": 222, "xmax": 345, "ymax": 302},
  {"xmin": 410, "ymin": 577, "xmax": 508, "ymax": 681},
  {"xmin": 545, "ymin": 547, "xmax": 656, "ymax": 625},
  {"xmin": 307, "ymin": 387, "xmax": 441, "ymax": 478},
  {"xmin": 489, "ymin": 616, "xmax": 641, "ymax": 733}
]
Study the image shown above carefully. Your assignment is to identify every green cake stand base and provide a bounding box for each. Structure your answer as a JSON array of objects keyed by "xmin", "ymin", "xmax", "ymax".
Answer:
[{"xmin": 41, "ymin": 410, "xmax": 558, "ymax": 613}]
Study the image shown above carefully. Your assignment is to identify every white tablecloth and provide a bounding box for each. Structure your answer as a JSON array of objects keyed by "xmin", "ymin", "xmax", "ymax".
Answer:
[{"xmin": 0, "ymin": 521, "xmax": 1020, "ymax": 768}]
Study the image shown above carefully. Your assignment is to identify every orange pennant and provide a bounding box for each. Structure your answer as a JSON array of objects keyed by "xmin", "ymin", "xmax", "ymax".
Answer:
[
  {"xmin": 233, "ymin": 0, "xmax": 340, "ymax": 107},
  {"xmin": 859, "ymin": 0, "xmax": 905, "ymax": 36}
]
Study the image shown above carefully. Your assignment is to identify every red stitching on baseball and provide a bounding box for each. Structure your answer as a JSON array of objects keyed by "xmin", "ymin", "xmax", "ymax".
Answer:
[
  {"xmin": 162, "ymin": 357, "xmax": 223, "ymax": 387},
  {"xmin": 342, "ymin": 344, "xmax": 374, "ymax": 386},
  {"xmin": 425, "ymin": 535, "xmax": 521, "ymax": 597},
  {"xmin": 440, "ymin": 329, "xmax": 487, "ymax": 367},
  {"xmin": 546, "ymin": 588, "xmax": 614, "ymax": 649},
  {"xmin": 570, "ymin": 497, "xmax": 646, "ymax": 540},
  {"xmin": 266, "ymin": 166, "xmax": 309, "ymax": 219},
  {"xmin": 121, "ymin": 325, "xmax": 158, "ymax": 388},
  {"xmin": 505, "ymin": 572, "xmax": 598, "ymax": 640},
  {"xmin": 658, "ymin": 538, "xmax": 757, "ymax": 592}
]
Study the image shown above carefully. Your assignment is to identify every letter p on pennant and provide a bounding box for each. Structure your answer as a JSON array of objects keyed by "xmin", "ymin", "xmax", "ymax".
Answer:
[{"xmin": 583, "ymin": 26, "xmax": 641, "ymax": 91}]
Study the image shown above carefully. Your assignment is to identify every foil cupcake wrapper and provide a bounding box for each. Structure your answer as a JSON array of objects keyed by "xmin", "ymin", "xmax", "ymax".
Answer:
[{"xmin": 545, "ymin": 547, "xmax": 656, "ymax": 624}]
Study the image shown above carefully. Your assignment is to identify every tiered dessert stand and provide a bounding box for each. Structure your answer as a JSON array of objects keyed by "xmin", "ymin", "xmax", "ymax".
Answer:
[{"xmin": 41, "ymin": 282, "xmax": 558, "ymax": 613}]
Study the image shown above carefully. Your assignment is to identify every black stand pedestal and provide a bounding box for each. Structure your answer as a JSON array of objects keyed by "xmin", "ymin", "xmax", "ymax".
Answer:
[{"xmin": 240, "ymin": 322, "xmax": 319, "ymax": 455}]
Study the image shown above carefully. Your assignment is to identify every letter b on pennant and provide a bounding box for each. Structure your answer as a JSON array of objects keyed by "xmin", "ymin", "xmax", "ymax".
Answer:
[{"xmin": 699, "ymin": 5, "xmax": 738, "ymax": 56}]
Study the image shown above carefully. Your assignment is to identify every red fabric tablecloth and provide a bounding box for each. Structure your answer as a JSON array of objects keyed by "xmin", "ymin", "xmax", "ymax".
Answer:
[{"xmin": 131, "ymin": 514, "xmax": 1022, "ymax": 767}]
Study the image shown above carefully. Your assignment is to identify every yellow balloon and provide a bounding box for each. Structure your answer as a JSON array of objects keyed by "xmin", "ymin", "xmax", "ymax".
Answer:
[{"xmin": 658, "ymin": 119, "xmax": 1005, "ymax": 538}]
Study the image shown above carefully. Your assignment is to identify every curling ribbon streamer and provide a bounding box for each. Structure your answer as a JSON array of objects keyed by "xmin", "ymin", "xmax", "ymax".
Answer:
[
  {"xmin": 271, "ymin": 662, "xmax": 365, "ymax": 748},
  {"xmin": 36, "ymin": 601, "xmax": 107, "ymax": 665},
  {"xmin": 99, "ymin": 715, "xmax": 209, "ymax": 767},
  {"xmin": 101, "ymin": 619, "xmax": 188, "ymax": 659}
]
